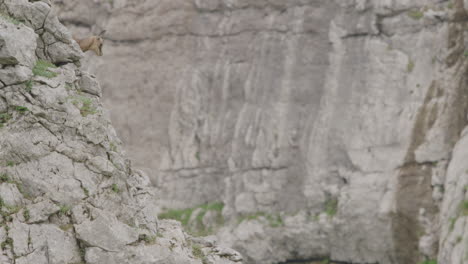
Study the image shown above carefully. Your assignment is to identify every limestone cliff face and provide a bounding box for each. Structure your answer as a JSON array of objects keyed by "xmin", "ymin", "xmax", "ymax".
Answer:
[
  {"xmin": 0, "ymin": 0, "xmax": 242, "ymax": 263},
  {"xmin": 53, "ymin": 0, "xmax": 468, "ymax": 263}
]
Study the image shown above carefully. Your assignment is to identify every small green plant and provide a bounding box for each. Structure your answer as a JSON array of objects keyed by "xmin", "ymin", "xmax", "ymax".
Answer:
[
  {"xmin": 59, "ymin": 224, "xmax": 74, "ymax": 231},
  {"xmin": 140, "ymin": 234, "xmax": 157, "ymax": 245},
  {"xmin": 14, "ymin": 106, "xmax": 28, "ymax": 113},
  {"xmin": 407, "ymin": 10, "xmax": 424, "ymax": 20},
  {"xmin": 407, "ymin": 59, "xmax": 415, "ymax": 73},
  {"xmin": 65, "ymin": 83, "xmax": 73, "ymax": 91},
  {"xmin": 266, "ymin": 214, "xmax": 283, "ymax": 227},
  {"xmin": 448, "ymin": 2, "xmax": 454, "ymax": 9},
  {"xmin": 158, "ymin": 202, "xmax": 225, "ymax": 236},
  {"xmin": 69, "ymin": 96, "xmax": 97, "ymax": 117},
  {"xmin": 321, "ymin": 258, "xmax": 330, "ymax": 264},
  {"xmin": 82, "ymin": 187, "xmax": 89, "ymax": 196},
  {"xmin": 111, "ymin": 183, "xmax": 120, "ymax": 193},
  {"xmin": 109, "ymin": 142, "xmax": 117, "ymax": 152},
  {"xmin": 2, "ymin": 204, "xmax": 20, "ymax": 216},
  {"xmin": 0, "ymin": 113, "xmax": 11, "ymax": 124},
  {"xmin": 192, "ymin": 244, "xmax": 203, "ymax": 258},
  {"xmin": 325, "ymin": 198, "xmax": 338, "ymax": 217},
  {"xmin": 192, "ymin": 244, "xmax": 208, "ymax": 264},
  {"xmin": 23, "ymin": 209, "xmax": 30, "ymax": 221},
  {"xmin": 0, "ymin": 237, "xmax": 13, "ymax": 250},
  {"xmin": 59, "ymin": 205, "xmax": 71, "ymax": 215},
  {"xmin": 0, "ymin": 173, "xmax": 10, "ymax": 183},
  {"xmin": 6, "ymin": 161, "xmax": 15, "ymax": 167},
  {"xmin": 79, "ymin": 97, "xmax": 96, "ymax": 117},
  {"xmin": 0, "ymin": 13, "xmax": 21, "ymax": 25},
  {"xmin": 461, "ymin": 200, "xmax": 468, "ymax": 216},
  {"xmin": 449, "ymin": 217, "xmax": 457, "ymax": 232},
  {"xmin": 33, "ymin": 60, "xmax": 58, "ymax": 79},
  {"xmin": 25, "ymin": 80, "xmax": 33, "ymax": 92}
]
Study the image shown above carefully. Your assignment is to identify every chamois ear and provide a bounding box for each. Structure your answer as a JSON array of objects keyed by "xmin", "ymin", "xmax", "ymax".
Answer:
[{"xmin": 98, "ymin": 30, "xmax": 106, "ymax": 37}]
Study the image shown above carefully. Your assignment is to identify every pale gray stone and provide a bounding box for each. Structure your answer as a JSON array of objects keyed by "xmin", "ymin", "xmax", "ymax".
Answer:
[
  {"xmin": 29, "ymin": 224, "xmax": 82, "ymax": 264},
  {"xmin": 75, "ymin": 208, "xmax": 139, "ymax": 251},
  {"xmin": 0, "ymin": 183, "xmax": 24, "ymax": 207},
  {"xmin": 86, "ymin": 156, "xmax": 115, "ymax": 176},
  {"xmin": 26, "ymin": 198, "xmax": 60, "ymax": 223},
  {"xmin": 0, "ymin": 20, "xmax": 36, "ymax": 67},
  {"xmin": 79, "ymin": 72, "xmax": 102, "ymax": 97},
  {"xmin": 9, "ymin": 220, "xmax": 30, "ymax": 256},
  {"xmin": 0, "ymin": 65, "xmax": 32, "ymax": 85},
  {"xmin": 15, "ymin": 249, "xmax": 48, "ymax": 264}
]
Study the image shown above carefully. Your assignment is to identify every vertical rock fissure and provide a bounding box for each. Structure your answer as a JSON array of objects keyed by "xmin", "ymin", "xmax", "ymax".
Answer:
[{"xmin": 392, "ymin": 1, "xmax": 468, "ymax": 262}]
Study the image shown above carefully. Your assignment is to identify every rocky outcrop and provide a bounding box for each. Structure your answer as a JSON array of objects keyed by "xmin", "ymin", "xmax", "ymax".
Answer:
[
  {"xmin": 0, "ymin": 0, "xmax": 242, "ymax": 263},
  {"xmin": 52, "ymin": 0, "xmax": 468, "ymax": 263}
]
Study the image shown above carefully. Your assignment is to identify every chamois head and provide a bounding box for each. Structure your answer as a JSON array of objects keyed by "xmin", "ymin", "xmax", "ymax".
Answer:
[{"xmin": 74, "ymin": 30, "xmax": 106, "ymax": 56}]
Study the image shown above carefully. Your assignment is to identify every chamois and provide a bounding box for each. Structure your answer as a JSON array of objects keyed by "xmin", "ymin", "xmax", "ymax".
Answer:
[{"xmin": 73, "ymin": 30, "xmax": 106, "ymax": 56}]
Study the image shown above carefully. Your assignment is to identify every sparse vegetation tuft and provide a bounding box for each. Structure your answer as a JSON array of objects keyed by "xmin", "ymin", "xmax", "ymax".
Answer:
[
  {"xmin": 0, "ymin": 13, "xmax": 21, "ymax": 25},
  {"xmin": 0, "ymin": 237, "xmax": 13, "ymax": 250},
  {"xmin": 0, "ymin": 113, "xmax": 12, "ymax": 127},
  {"xmin": 59, "ymin": 205, "xmax": 71, "ymax": 215},
  {"xmin": 0, "ymin": 173, "xmax": 10, "ymax": 183},
  {"xmin": 23, "ymin": 209, "xmax": 30, "ymax": 221},
  {"xmin": 111, "ymin": 183, "xmax": 120, "ymax": 193},
  {"xmin": 407, "ymin": 10, "xmax": 424, "ymax": 20},
  {"xmin": 192, "ymin": 244, "xmax": 209, "ymax": 263},
  {"xmin": 461, "ymin": 200, "xmax": 468, "ymax": 216},
  {"xmin": 140, "ymin": 234, "xmax": 157, "ymax": 245},
  {"xmin": 14, "ymin": 106, "xmax": 29, "ymax": 113},
  {"xmin": 33, "ymin": 60, "xmax": 58, "ymax": 79},
  {"xmin": 70, "ymin": 96, "xmax": 97, "ymax": 117},
  {"xmin": 158, "ymin": 201, "xmax": 225, "ymax": 236},
  {"xmin": 325, "ymin": 198, "xmax": 338, "ymax": 217},
  {"xmin": 449, "ymin": 217, "xmax": 457, "ymax": 232},
  {"xmin": 25, "ymin": 80, "xmax": 33, "ymax": 92},
  {"xmin": 59, "ymin": 224, "xmax": 74, "ymax": 231},
  {"xmin": 407, "ymin": 59, "xmax": 415, "ymax": 73}
]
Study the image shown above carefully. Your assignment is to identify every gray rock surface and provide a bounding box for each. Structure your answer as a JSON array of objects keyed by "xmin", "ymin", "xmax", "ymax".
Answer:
[
  {"xmin": 52, "ymin": 0, "xmax": 468, "ymax": 263},
  {"xmin": 0, "ymin": 1, "xmax": 242, "ymax": 263}
]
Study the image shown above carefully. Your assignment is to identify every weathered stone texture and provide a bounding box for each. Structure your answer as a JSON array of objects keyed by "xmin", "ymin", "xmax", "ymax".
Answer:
[
  {"xmin": 0, "ymin": 1, "xmax": 242, "ymax": 263},
  {"xmin": 52, "ymin": 0, "xmax": 468, "ymax": 263}
]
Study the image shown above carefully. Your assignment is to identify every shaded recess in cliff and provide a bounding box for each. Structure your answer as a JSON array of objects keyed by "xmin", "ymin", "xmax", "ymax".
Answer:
[{"xmin": 392, "ymin": 4, "xmax": 468, "ymax": 262}]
